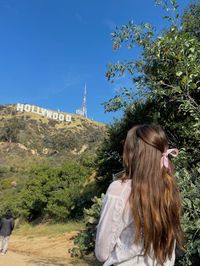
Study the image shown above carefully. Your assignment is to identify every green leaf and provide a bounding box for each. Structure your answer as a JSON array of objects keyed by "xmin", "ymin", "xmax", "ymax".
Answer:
[{"xmin": 176, "ymin": 71, "xmax": 183, "ymax": 77}]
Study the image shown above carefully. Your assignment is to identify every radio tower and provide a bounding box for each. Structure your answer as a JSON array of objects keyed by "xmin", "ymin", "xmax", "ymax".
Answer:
[
  {"xmin": 76, "ymin": 84, "xmax": 88, "ymax": 118},
  {"xmin": 82, "ymin": 84, "xmax": 87, "ymax": 118}
]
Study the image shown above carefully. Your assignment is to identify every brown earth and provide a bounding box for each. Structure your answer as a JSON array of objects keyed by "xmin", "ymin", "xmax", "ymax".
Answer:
[
  {"xmin": 0, "ymin": 232, "xmax": 98, "ymax": 266},
  {"xmin": 0, "ymin": 251, "xmax": 65, "ymax": 266}
]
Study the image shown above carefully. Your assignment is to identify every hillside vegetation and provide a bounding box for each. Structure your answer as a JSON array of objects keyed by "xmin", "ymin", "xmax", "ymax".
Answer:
[{"xmin": 0, "ymin": 104, "xmax": 106, "ymax": 221}]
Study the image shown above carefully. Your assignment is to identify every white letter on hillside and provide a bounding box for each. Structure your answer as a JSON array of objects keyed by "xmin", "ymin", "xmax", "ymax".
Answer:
[
  {"xmin": 46, "ymin": 110, "xmax": 52, "ymax": 119},
  {"xmin": 16, "ymin": 103, "xmax": 24, "ymax": 112},
  {"xmin": 40, "ymin": 108, "xmax": 46, "ymax": 116},
  {"xmin": 66, "ymin": 115, "xmax": 72, "ymax": 122},
  {"xmin": 53, "ymin": 112, "xmax": 58, "ymax": 120},
  {"xmin": 36, "ymin": 106, "xmax": 41, "ymax": 114},
  {"xmin": 58, "ymin": 114, "xmax": 64, "ymax": 122},
  {"xmin": 24, "ymin": 104, "xmax": 31, "ymax": 112},
  {"xmin": 31, "ymin": 105, "xmax": 37, "ymax": 113}
]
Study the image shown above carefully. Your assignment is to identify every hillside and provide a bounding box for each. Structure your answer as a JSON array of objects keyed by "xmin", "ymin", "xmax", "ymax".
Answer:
[
  {"xmin": 0, "ymin": 104, "xmax": 106, "ymax": 167},
  {"xmin": 0, "ymin": 104, "xmax": 106, "ymax": 219},
  {"xmin": 0, "ymin": 102, "xmax": 106, "ymax": 176},
  {"xmin": 0, "ymin": 104, "xmax": 105, "ymax": 153}
]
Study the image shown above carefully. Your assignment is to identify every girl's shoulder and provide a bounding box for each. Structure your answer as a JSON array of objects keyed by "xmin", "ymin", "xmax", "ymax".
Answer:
[{"xmin": 106, "ymin": 179, "xmax": 132, "ymax": 198}]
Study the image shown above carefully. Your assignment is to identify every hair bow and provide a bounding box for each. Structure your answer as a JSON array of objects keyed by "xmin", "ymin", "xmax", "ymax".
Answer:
[{"xmin": 161, "ymin": 148, "xmax": 179, "ymax": 170}]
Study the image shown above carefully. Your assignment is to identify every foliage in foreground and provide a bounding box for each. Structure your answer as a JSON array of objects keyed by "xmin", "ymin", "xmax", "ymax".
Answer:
[{"xmin": 69, "ymin": 195, "xmax": 103, "ymax": 258}]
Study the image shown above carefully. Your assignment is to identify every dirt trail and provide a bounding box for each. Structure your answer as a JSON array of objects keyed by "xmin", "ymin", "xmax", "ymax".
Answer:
[
  {"xmin": 0, "ymin": 251, "xmax": 66, "ymax": 266},
  {"xmin": 0, "ymin": 232, "xmax": 94, "ymax": 266}
]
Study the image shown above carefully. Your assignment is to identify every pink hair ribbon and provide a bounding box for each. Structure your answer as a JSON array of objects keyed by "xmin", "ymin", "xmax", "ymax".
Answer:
[{"xmin": 161, "ymin": 148, "xmax": 179, "ymax": 169}]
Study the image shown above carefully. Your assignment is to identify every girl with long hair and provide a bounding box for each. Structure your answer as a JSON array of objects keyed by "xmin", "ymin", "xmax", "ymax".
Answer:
[{"xmin": 95, "ymin": 124, "xmax": 184, "ymax": 266}]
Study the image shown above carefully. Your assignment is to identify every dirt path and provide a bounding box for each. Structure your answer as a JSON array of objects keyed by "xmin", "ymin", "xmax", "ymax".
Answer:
[
  {"xmin": 0, "ymin": 250, "xmax": 66, "ymax": 266},
  {"xmin": 0, "ymin": 233, "xmax": 98, "ymax": 266},
  {"xmin": 9, "ymin": 233, "xmax": 73, "ymax": 262}
]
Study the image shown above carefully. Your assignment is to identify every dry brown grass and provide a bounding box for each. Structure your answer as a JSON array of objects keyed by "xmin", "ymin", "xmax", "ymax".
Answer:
[{"xmin": 9, "ymin": 223, "xmax": 100, "ymax": 266}]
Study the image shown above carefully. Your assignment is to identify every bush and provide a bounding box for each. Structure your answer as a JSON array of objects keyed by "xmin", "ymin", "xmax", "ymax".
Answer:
[
  {"xmin": 69, "ymin": 194, "xmax": 104, "ymax": 257},
  {"xmin": 19, "ymin": 162, "xmax": 92, "ymax": 222},
  {"xmin": 175, "ymin": 151, "xmax": 200, "ymax": 265}
]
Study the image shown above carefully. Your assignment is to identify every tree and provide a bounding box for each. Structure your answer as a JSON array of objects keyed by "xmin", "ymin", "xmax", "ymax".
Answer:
[
  {"xmin": 72, "ymin": 2, "xmax": 200, "ymax": 263},
  {"xmin": 20, "ymin": 162, "xmax": 92, "ymax": 221},
  {"xmin": 182, "ymin": 2, "xmax": 200, "ymax": 41},
  {"xmin": 97, "ymin": 1, "xmax": 200, "ymax": 265}
]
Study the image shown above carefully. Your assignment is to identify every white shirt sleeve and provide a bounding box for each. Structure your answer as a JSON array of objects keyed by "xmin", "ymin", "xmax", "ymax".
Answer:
[{"xmin": 95, "ymin": 191, "xmax": 125, "ymax": 262}]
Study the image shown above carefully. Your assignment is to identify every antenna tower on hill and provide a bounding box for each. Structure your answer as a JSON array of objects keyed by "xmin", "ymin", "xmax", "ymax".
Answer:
[{"xmin": 76, "ymin": 84, "xmax": 87, "ymax": 118}]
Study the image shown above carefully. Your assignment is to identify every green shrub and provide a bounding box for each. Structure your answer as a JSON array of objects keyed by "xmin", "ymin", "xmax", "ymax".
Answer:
[
  {"xmin": 175, "ymin": 151, "xmax": 200, "ymax": 265},
  {"xmin": 19, "ymin": 162, "xmax": 92, "ymax": 221},
  {"xmin": 69, "ymin": 194, "xmax": 104, "ymax": 257}
]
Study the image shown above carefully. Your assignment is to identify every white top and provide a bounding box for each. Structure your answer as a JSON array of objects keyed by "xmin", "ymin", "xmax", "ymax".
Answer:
[{"xmin": 95, "ymin": 179, "xmax": 175, "ymax": 266}]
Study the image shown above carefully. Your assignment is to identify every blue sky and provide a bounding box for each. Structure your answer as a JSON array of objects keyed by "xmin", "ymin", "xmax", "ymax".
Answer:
[{"xmin": 0, "ymin": 0, "xmax": 191, "ymax": 123}]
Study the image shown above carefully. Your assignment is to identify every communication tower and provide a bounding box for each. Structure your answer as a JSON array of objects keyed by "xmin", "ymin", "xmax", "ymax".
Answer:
[{"xmin": 76, "ymin": 84, "xmax": 87, "ymax": 118}]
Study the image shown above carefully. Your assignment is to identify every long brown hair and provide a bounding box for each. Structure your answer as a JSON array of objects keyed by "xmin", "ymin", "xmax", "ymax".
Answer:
[{"xmin": 123, "ymin": 124, "xmax": 183, "ymax": 265}]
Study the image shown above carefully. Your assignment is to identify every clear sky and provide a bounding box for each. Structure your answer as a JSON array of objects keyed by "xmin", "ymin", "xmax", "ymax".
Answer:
[{"xmin": 0, "ymin": 0, "xmax": 191, "ymax": 123}]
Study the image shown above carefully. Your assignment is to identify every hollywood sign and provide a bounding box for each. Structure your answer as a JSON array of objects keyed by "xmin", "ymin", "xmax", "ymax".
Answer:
[{"xmin": 16, "ymin": 103, "xmax": 72, "ymax": 122}]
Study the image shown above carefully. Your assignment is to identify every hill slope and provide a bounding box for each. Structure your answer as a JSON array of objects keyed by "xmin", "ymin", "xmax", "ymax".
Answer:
[
  {"xmin": 0, "ymin": 104, "xmax": 106, "ymax": 165},
  {"xmin": 0, "ymin": 104, "xmax": 106, "ymax": 215}
]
